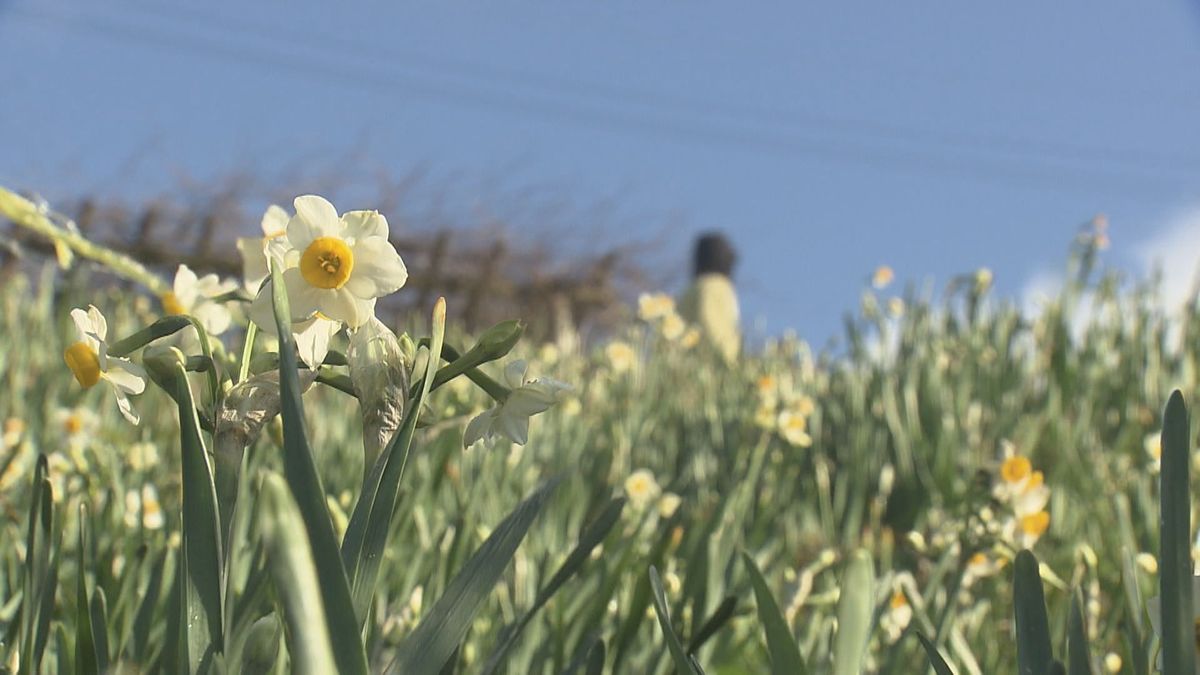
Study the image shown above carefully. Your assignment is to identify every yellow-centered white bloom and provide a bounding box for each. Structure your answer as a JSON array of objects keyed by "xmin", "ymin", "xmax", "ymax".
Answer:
[
  {"xmin": 1147, "ymin": 576, "xmax": 1200, "ymax": 674},
  {"xmin": 250, "ymin": 195, "xmax": 408, "ymax": 330},
  {"xmin": 606, "ymin": 341, "xmax": 637, "ymax": 373},
  {"xmin": 463, "ymin": 360, "xmax": 571, "ymax": 447},
  {"xmin": 638, "ymin": 292, "xmax": 676, "ymax": 322},
  {"xmin": 52, "ymin": 407, "xmax": 99, "ymax": 446},
  {"xmin": 63, "ymin": 306, "xmax": 146, "ymax": 425},
  {"xmin": 872, "ymin": 265, "xmax": 895, "ymax": 290},
  {"xmin": 880, "ymin": 588, "xmax": 913, "ymax": 643},
  {"xmin": 161, "ymin": 264, "xmax": 239, "ymax": 335},
  {"xmin": 624, "ymin": 469, "xmax": 661, "ymax": 508},
  {"xmin": 124, "ymin": 485, "xmax": 165, "ymax": 530},
  {"xmin": 777, "ymin": 409, "xmax": 813, "ymax": 448},
  {"xmin": 659, "ymin": 312, "xmax": 686, "ymax": 341},
  {"xmin": 237, "ymin": 204, "xmax": 290, "ymax": 292}
]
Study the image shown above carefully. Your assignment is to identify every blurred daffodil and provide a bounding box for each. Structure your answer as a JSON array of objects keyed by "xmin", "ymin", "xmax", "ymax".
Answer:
[
  {"xmin": 161, "ymin": 264, "xmax": 239, "ymax": 335},
  {"xmin": 463, "ymin": 360, "xmax": 571, "ymax": 447},
  {"xmin": 624, "ymin": 468, "xmax": 661, "ymax": 509}
]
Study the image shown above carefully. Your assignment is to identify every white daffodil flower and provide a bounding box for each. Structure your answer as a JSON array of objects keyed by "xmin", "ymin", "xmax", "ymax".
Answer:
[
  {"xmin": 250, "ymin": 195, "xmax": 408, "ymax": 330},
  {"xmin": 237, "ymin": 204, "xmax": 290, "ymax": 293},
  {"xmin": 63, "ymin": 305, "xmax": 147, "ymax": 424},
  {"xmin": 463, "ymin": 360, "xmax": 571, "ymax": 447},
  {"xmin": 1147, "ymin": 576, "xmax": 1200, "ymax": 674},
  {"xmin": 162, "ymin": 264, "xmax": 240, "ymax": 336}
]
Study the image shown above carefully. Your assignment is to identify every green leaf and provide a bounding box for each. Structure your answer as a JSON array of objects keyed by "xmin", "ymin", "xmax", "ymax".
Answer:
[
  {"xmin": 390, "ymin": 478, "xmax": 559, "ymax": 675},
  {"xmin": 343, "ymin": 297, "xmax": 447, "ymax": 623},
  {"xmin": 1160, "ymin": 390, "xmax": 1195, "ymax": 675},
  {"xmin": 1014, "ymin": 550, "xmax": 1054, "ymax": 675},
  {"xmin": 686, "ymin": 595, "xmax": 737, "ymax": 654},
  {"xmin": 482, "ymin": 497, "xmax": 626, "ymax": 675},
  {"xmin": 167, "ymin": 360, "xmax": 224, "ymax": 673},
  {"xmin": 258, "ymin": 473, "xmax": 338, "ymax": 675},
  {"xmin": 75, "ymin": 504, "xmax": 103, "ymax": 675},
  {"xmin": 1067, "ymin": 588, "xmax": 1093, "ymax": 675},
  {"xmin": 649, "ymin": 565, "xmax": 701, "ymax": 675},
  {"xmin": 584, "ymin": 640, "xmax": 606, "ymax": 675},
  {"xmin": 917, "ymin": 632, "xmax": 955, "ymax": 675},
  {"xmin": 20, "ymin": 455, "xmax": 58, "ymax": 674},
  {"xmin": 832, "ymin": 549, "xmax": 874, "ymax": 675},
  {"xmin": 742, "ymin": 551, "xmax": 807, "ymax": 675},
  {"xmin": 269, "ymin": 261, "xmax": 369, "ymax": 675}
]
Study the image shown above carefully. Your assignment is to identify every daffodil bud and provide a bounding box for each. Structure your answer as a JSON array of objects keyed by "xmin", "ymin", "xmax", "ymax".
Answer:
[
  {"xmin": 213, "ymin": 369, "xmax": 318, "ymax": 531},
  {"xmin": 142, "ymin": 344, "xmax": 188, "ymax": 386},
  {"xmin": 471, "ymin": 320, "xmax": 524, "ymax": 363},
  {"xmin": 347, "ymin": 317, "xmax": 409, "ymax": 475}
]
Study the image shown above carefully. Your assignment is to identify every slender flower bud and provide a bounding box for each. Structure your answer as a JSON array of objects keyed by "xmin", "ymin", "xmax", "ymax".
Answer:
[{"xmin": 347, "ymin": 316, "xmax": 409, "ymax": 476}]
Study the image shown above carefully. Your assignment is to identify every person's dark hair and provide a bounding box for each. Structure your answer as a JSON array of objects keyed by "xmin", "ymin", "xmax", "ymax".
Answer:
[{"xmin": 693, "ymin": 232, "xmax": 736, "ymax": 278}]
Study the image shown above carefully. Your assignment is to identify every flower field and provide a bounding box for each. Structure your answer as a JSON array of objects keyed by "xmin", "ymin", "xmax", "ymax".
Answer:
[{"xmin": 1, "ymin": 186, "xmax": 1198, "ymax": 673}]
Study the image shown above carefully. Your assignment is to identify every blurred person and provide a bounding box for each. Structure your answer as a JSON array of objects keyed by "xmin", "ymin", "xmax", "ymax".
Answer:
[{"xmin": 679, "ymin": 232, "xmax": 740, "ymax": 362}]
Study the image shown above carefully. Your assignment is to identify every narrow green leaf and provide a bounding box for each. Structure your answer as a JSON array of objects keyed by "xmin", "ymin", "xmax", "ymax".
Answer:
[
  {"xmin": 1160, "ymin": 390, "xmax": 1195, "ymax": 675},
  {"xmin": 832, "ymin": 549, "xmax": 874, "ymax": 675},
  {"xmin": 259, "ymin": 473, "xmax": 338, "ymax": 675},
  {"xmin": 344, "ymin": 297, "xmax": 447, "ymax": 624},
  {"xmin": 584, "ymin": 640, "xmax": 606, "ymax": 675},
  {"xmin": 1014, "ymin": 550, "xmax": 1054, "ymax": 675},
  {"xmin": 1067, "ymin": 588, "xmax": 1093, "ymax": 675},
  {"xmin": 90, "ymin": 587, "xmax": 110, "ymax": 672},
  {"xmin": 269, "ymin": 261, "xmax": 368, "ymax": 675},
  {"xmin": 168, "ymin": 360, "xmax": 224, "ymax": 673},
  {"xmin": 390, "ymin": 478, "xmax": 559, "ymax": 675},
  {"xmin": 20, "ymin": 455, "xmax": 57, "ymax": 674},
  {"xmin": 686, "ymin": 595, "xmax": 737, "ymax": 654},
  {"xmin": 742, "ymin": 551, "xmax": 807, "ymax": 675},
  {"xmin": 917, "ymin": 632, "xmax": 955, "ymax": 675},
  {"xmin": 482, "ymin": 497, "xmax": 626, "ymax": 675},
  {"xmin": 75, "ymin": 504, "xmax": 100, "ymax": 675},
  {"xmin": 649, "ymin": 565, "xmax": 700, "ymax": 675}
]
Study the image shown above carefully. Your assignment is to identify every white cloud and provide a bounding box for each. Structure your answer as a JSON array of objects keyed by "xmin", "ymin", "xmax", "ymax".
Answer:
[{"xmin": 1134, "ymin": 206, "xmax": 1200, "ymax": 313}]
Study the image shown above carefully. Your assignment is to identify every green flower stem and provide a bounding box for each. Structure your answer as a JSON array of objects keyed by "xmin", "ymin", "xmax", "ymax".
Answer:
[
  {"xmin": 315, "ymin": 371, "xmax": 357, "ymax": 398},
  {"xmin": 107, "ymin": 316, "xmax": 192, "ymax": 357},
  {"xmin": 0, "ymin": 186, "xmax": 168, "ymax": 294},
  {"xmin": 237, "ymin": 322, "xmax": 258, "ymax": 384},
  {"xmin": 411, "ymin": 340, "xmax": 510, "ymax": 402}
]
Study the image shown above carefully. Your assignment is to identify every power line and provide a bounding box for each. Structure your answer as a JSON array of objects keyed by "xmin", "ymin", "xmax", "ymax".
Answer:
[
  {"xmin": 121, "ymin": 0, "xmax": 1200, "ymax": 175},
  {"xmin": 5, "ymin": 4, "xmax": 1199, "ymax": 201}
]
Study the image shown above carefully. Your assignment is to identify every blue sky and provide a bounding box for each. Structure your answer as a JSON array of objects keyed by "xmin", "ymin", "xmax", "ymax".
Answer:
[{"xmin": 3, "ymin": 2, "xmax": 1200, "ymax": 345}]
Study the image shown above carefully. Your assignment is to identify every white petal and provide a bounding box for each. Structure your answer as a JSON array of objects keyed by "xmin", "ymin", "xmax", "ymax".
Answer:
[
  {"xmin": 503, "ymin": 360, "xmax": 529, "ymax": 390},
  {"xmin": 344, "ymin": 238, "xmax": 408, "ymax": 298},
  {"xmin": 87, "ymin": 305, "xmax": 108, "ymax": 341},
  {"xmin": 295, "ymin": 318, "xmax": 338, "ymax": 368},
  {"xmin": 173, "ymin": 265, "xmax": 199, "ymax": 308},
  {"xmin": 261, "ymin": 204, "xmax": 290, "ymax": 237},
  {"xmin": 317, "ymin": 288, "xmax": 374, "ymax": 329},
  {"xmin": 463, "ymin": 409, "xmax": 495, "ymax": 447},
  {"xmin": 495, "ymin": 411, "xmax": 530, "ymax": 445},
  {"xmin": 70, "ymin": 307, "xmax": 94, "ymax": 340},
  {"xmin": 342, "ymin": 210, "xmax": 389, "ymax": 241},
  {"xmin": 193, "ymin": 302, "xmax": 233, "ymax": 336},
  {"xmin": 248, "ymin": 282, "xmax": 280, "ymax": 335},
  {"xmin": 288, "ymin": 195, "xmax": 341, "ymax": 251},
  {"xmin": 237, "ymin": 237, "xmax": 270, "ymax": 292},
  {"xmin": 103, "ymin": 360, "xmax": 147, "ymax": 394},
  {"xmin": 114, "ymin": 389, "xmax": 140, "ymax": 425},
  {"xmin": 282, "ymin": 267, "xmax": 327, "ymax": 321},
  {"xmin": 503, "ymin": 388, "xmax": 556, "ymax": 417}
]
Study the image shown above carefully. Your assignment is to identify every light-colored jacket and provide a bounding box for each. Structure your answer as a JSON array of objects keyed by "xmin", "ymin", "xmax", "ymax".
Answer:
[{"xmin": 679, "ymin": 273, "xmax": 740, "ymax": 362}]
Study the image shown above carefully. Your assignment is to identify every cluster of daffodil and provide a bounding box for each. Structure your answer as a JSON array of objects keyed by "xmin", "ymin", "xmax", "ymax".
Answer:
[
  {"xmin": 993, "ymin": 445, "xmax": 1052, "ymax": 550},
  {"xmin": 752, "ymin": 372, "xmax": 817, "ymax": 448},
  {"xmin": 637, "ymin": 292, "xmax": 700, "ymax": 347},
  {"xmin": 59, "ymin": 195, "xmax": 569, "ymax": 457}
]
